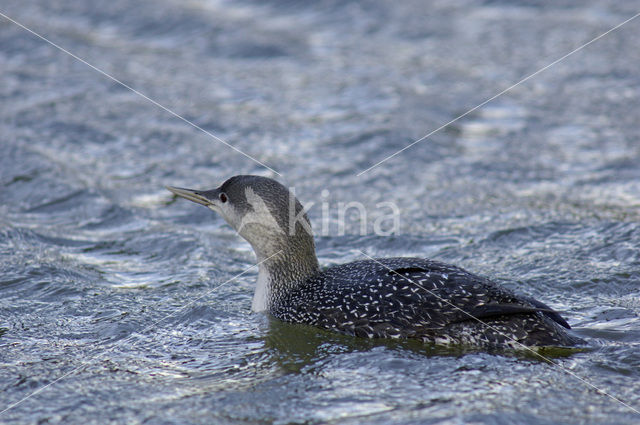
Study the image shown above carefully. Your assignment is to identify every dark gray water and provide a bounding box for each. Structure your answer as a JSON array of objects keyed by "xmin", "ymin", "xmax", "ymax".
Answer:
[{"xmin": 1, "ymin": 0, "xmax": 640, "ymax": 424}]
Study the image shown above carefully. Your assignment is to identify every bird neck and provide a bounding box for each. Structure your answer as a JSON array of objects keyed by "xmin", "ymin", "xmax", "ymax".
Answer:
[{"xmin": 251, "ymin": 240, "xmax": 319, "ymax": 312}]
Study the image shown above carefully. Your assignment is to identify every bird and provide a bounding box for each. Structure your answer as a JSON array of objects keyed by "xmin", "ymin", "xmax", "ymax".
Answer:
[{"xmin": 166, "ymin": 175, "xmax": 583, "ymax": 349}]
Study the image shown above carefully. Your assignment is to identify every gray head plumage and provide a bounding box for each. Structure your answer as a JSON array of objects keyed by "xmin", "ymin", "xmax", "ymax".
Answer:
[
  {"xmin": 217, "ymin": 175, "xmax": 313, "ymax": 240},
  {"xmin": 167, "ymin": 175, "xmax": 320, "ymax": 308}
]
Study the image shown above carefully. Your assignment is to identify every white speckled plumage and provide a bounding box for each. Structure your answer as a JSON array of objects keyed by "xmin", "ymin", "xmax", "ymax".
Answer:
[{"xmin": 272, "ymin": 258, "xmax": 582, "ymax": 347}]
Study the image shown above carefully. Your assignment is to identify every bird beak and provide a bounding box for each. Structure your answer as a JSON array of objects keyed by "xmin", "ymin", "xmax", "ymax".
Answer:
[{"xmin": 166, "ymin": 186, "xmax": 217, "ymax": 207}]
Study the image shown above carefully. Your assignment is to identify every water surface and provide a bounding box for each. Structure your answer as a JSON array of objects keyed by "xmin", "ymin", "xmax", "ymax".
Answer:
[{"xmin": 1, "ymin": 1, "xmax": 640, "ymax": 424}]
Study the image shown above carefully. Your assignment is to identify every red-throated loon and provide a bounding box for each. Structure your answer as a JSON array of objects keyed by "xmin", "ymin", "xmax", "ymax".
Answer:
[{"xmin": 166, "ymin": 175, "xmax": 583, "ymax": 349}]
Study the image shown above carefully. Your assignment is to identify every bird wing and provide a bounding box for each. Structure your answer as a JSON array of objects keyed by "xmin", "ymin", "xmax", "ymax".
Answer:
[
  {"xmin": 383, "ymin": 259, "xmax": 571, "ymax": 329},
  {"xmin": 296, "ymin": 258, "xmax": 571, "ymax": 336}
]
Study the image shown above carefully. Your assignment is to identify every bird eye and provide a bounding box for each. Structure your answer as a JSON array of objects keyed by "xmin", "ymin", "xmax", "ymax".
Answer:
[{"xmin": 219, "ymin": 192, "xmax": 227, "ymax": 203}]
